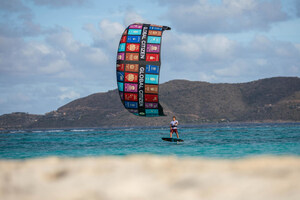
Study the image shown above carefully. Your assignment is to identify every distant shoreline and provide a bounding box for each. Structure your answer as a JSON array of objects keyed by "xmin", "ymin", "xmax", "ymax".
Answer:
[{"xmin": 1, "ymin": 121, "xmax": 300, "ymax": 132}]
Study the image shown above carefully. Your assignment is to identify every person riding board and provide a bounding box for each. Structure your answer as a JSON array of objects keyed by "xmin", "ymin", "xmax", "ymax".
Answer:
[{"xmin": 170, "ymin": 116, "xmax": 179, "ymax": 138}]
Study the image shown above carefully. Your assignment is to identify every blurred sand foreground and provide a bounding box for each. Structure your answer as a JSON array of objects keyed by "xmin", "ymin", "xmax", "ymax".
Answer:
[{"xmin": 0, "ymin": 156, "xmax": 299, "ymax": 200}]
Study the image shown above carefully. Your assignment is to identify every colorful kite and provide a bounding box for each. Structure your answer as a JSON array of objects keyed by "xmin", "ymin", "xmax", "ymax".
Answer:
[{"xmin": 116, "ymin": 23, "xmax": 171, "ymax": 116}]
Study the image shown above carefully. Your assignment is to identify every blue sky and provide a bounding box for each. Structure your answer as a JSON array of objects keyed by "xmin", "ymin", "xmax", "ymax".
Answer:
[{"xmin": 0, "ymin": 0, "xmax": 299, "ymax": 115}]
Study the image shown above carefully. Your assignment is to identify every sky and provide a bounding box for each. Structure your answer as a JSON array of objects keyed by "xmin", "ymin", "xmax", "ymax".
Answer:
[{"xmin": 0, "ymin": 0, "xmax": 300, "ymax": 115}]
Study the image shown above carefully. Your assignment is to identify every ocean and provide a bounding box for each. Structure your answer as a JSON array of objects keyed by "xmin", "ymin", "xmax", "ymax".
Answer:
[{"xmin": 1, "ymin": 123, "xmax": 300, "ymax": 159}]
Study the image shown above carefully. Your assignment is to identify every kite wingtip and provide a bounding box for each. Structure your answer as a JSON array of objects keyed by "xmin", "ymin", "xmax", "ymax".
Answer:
[{"xmin": 165, "ymin": 26, "xmax": 171, "ymax": 30}]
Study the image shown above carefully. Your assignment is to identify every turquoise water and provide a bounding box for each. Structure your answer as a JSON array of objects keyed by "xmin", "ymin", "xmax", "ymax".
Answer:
[{"xmin": 0, "ymin": 123, "xmax": 299, "ymax": 159}]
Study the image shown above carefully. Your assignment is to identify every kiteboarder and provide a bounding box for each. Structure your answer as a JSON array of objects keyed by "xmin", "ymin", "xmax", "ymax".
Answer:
[{"xmin": 170, "ymin": 116, "xmax": 179, "ymax": 138}]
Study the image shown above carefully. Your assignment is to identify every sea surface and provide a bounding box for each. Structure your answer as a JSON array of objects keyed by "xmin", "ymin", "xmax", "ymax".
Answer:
[{"xmin": 1, "ymin": 123, "xmax": 299, "ymax": 159}]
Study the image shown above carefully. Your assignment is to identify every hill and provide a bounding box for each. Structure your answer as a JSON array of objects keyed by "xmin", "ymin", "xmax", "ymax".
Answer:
[{"xmin": 1, "ymin": 77, "xmax": 300, "ymax": 130}]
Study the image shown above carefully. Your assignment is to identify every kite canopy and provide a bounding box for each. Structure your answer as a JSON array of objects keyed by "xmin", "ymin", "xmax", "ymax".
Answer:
[{"xmin": 116, "ymin": 23, "xmax": 171, "ymax": 117}]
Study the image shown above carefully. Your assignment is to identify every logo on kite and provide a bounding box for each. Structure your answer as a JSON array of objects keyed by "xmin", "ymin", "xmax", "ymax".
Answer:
[{"xmin": 116, "ymin": 23, "xmax": 171, "ymax": 117}]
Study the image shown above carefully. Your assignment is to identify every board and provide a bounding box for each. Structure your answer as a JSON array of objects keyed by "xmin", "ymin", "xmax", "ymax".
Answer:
[{"xmin": 162, "ymin": 137, "xmax": 184, "ymax": 142}]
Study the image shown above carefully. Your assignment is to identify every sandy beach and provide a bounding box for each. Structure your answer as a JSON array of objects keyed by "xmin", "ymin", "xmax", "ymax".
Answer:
[{"xmin": 0, "ymin": 156, "xmax": 299, "ymax": 200}]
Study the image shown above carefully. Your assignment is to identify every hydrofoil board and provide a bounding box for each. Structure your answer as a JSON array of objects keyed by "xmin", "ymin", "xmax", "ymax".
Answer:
[{"xmin": 162, "ymin": 137, "xmax": 184, "ymax": 142}]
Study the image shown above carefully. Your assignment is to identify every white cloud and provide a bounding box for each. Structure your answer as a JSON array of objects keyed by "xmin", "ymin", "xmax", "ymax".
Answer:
[
  {"xmin": 0, "ymin": 0, "xmax": 29, "ymax": 12},
  {"xmin": 214, "ymin": 60, "xmax": 252, "ymax": 77},
  {"xmin": 296, "ymin": 0, "xmax": 300, "ymax": 17},
  {"xmin": 249, "ymin": 35, "xmax": 300, "ymax": 58},
  {"xmin": 163, "ymin": 33, "xmax": 237, "ymax": 66},
  {"xmin": 30, "ymin": 0, "xmax": 90, "ymax": 8},
  {"xmin": 84, "ymin": 19, "xmax": 124, "ymax": 52},
  {"xmin": 0, "ymin": 25, "xmax": 113, "ymax": 114},
  {"xmin": 46, "ymin": 30, "xmax": 81, "ymax": 53},
  {"xmin": 162, "ymin": 0, "xmax": 288, "ymax": 33},
  {"xmin": 0, "ymin": 35, "xmax": 72, "ymax": 76},
  {"xmin": 154, "ymin": 0, "xmax": 197, "ymax": 5},
  {"xmin": 82, "ymin": 47, "xmax": 108, "ymax": 66},
  {"xmin": 59, "ymin": 87, "xmax": 80, "ymax": 100},
  {"xmin": 159, "ymin": 31, "xmax": 300, "ymax": 83},
  {"xmin": 39, "ymin": 59, "xmax": 71, "ymax": 75},
  {"xmin": 124, "ymin": 10, "xmax": 147, "ymax": 25}
]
